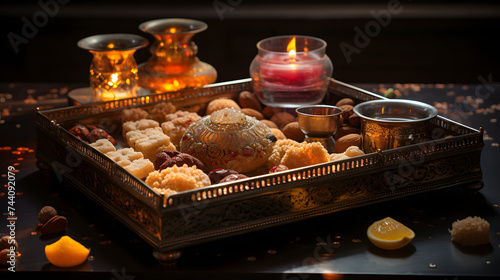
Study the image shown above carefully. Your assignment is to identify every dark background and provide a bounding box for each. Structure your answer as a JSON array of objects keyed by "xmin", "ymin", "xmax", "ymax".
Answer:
[{"xmin": 1, "ymin": 0, "xmax": 500, "ymax": 85}]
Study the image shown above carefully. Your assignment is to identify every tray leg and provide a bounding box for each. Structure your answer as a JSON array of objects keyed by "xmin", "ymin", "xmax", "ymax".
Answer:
[
  {"xmin": 153, "ymin": 250, "xmax": 183, "ymax": 264},
  {"xmin": 464, "ymin": 181, "xmax": 484, "ymax": 194}
]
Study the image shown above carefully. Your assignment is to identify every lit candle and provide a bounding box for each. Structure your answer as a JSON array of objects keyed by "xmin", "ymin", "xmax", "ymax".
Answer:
[{"xmin": 250, "ymin": 35, "xmax": 333, "ymax": 108}]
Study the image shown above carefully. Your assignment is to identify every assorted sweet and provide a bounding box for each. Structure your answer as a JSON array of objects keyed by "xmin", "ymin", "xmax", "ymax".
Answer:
[
  {"xmin": 145, "ymin": 164, "xmax": 211, "ymax": 194},
  {"xmin": 79, "ymin": 94, "xmax": 371, "ymax": 198},
  {"xmin": 125, "ymin": 127, "xmax": 176, "ymax": 162},
  {"xmin": 154, "ymin": 150, "xmax": 205, "ymax": 171},
  {"xmin": 208, "ymin": 168, "xmax": 239, "ymax": 184},
  {"xmin": 89, "ymin": 138, "xmax": 117, "ymax": 154},
  {"xmin": 267, "ymin": 139, "xmax": 330, "ymax": 170},
  {"xmin": 449, "ymin": 216, "xmax": 490, "ymax": 246},
  {"xmin": 160, "ymin": 110, "xmax": 201, "ymax": 147}
]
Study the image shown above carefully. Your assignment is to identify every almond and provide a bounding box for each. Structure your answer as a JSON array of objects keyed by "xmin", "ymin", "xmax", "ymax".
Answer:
[
  {"xmin": 260, "ymin": 119, "xmax": 278, "ymax": 129},
  {"xmin": 335, "ymin": 124, "xmax": 360, "ymax": 140},
  {"xmin": 241, "ymin": 108, "xmax": 264, "ymax": 120},
  {"xmin": 41, "ymin": 215, "xmax": 68, "ymax": 235},
  {"xmin": 206, "ymin": 98, "xmax": 241, "ymax": 115},
  {"xmin": 335, "ymin": 98, "xmax": 355, "ymax": 107},
  {"xmin": 238, "ymin": 91, "xmax": 262, "ymax": 112},
  {"xmin": 334, "ymin": 134, "xmax": 361, "ymax": 153},
  {"xmin": 348, "ymin": 114, "xmax": 361, "ymax": 127},
  {"xmin": 270, "ymin": 128, "xmax": 286, "ymax": 140},
  {"xmin": 262, "ymin": 106, "xmax": 283, "ymax": 119},
  {"xmin": 338, "ymin": 104, "xmax": 354, "ymax": 121},
  {"xmin": 282, "ymin": 122, "xmax": 305, "ymax": 142},
  {"xmin": 270, "ymin": 112, "xmax": 296, "ymax": 129}
]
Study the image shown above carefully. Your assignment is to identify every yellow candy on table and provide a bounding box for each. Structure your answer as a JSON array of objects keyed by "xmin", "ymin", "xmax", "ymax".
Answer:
[
  {"xmin": 45, "ymin": 235, "xmax": 90, "ymax": 267},
  {"xmin": 367, "ymin": 217, "xmax": 415, "ymax": 250}
]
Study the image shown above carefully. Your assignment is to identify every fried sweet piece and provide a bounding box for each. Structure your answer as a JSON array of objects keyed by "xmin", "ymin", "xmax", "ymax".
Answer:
[
  {"xmin": 268, "ymin": 139, "xmax": 330, "ymax": 170},
  {"xmin": 145, "ymin": 164, "xmax": 211, "ymax": 194},
  {"xmin": 449, "ymin": 216, "xmax": 490, "ymax": 246}
]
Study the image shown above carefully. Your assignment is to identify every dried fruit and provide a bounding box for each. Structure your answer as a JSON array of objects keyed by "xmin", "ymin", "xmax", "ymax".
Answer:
[
  {"xmin": 367, "ymin": 217, "xmax": 415, "ymax": 250},
  {"xmin": 219, "ymin": 173, "xmax": 249, "ymax": 183},
  {"xmin": 269, "ymin": 165, "xmax": 289, "ymax": 173},
  {"xmin": 38, "ymin": 206, "xmax": 57, "ymax": 225},
  {"xmin": 208, "ymin": 169, "xmax": 239, "ymax": 184},
  {"xmin": 68, "ymin": 124, "xmax": 89, "ymax": 141},
  {"xmin": 45, "ymin": 235, "xmax": 89, "ymax": 267},
  {"xmin": 347, "ymin": 114, "xmax": 361, "ymax": 127},
  {"xmin": 155, "ymin": 150, "xmax": 205, "ymax": 172},
  {"xmin": 87, "ymin": 128, "xmax": 117, "ymax": 145},
  {"xmin": 41, "ymin": 215, "xmax": 68, "ymax": 235}
]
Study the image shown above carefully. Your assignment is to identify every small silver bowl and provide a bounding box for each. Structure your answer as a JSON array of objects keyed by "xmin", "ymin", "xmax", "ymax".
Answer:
[
  {"xmin": 353, "ymin": 99, "xmax": 438, "ymax": 153},
  {"xmin": 296, "ymin": 105, "xmax": 343, "ymax": 153}
]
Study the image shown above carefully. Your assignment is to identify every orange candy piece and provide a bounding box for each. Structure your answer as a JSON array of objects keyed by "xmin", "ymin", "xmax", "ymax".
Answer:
[{"xmin": 45, "ymin": 235, "xmax": 90, "ymax": 267}]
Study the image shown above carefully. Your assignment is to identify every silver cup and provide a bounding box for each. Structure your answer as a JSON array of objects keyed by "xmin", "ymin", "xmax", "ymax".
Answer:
[
  {"xmin": 296, "ymin": 105, "xmax": 343, "ymax": 153},
  {"xmin": 353, "ymin": 99, "xmax": 438, "ymax": 153}
]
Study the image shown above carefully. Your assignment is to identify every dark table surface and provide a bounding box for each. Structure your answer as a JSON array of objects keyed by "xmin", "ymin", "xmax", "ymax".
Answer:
[{"xmin": 0, "ymin": 81, "xmax": 499, "ymax": 280}]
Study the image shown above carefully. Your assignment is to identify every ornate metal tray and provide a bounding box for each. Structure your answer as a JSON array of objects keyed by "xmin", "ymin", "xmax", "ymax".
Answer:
[{"xmin": 34, "ymin": 78, "xmax": 484, "ymax": 261}]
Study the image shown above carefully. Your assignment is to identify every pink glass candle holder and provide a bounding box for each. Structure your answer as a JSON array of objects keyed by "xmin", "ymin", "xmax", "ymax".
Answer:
[{"xmin": 250, "ymin": 35, "xmax": 333, "ymax": 108}]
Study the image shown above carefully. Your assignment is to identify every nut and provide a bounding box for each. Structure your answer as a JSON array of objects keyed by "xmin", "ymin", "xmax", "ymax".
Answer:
[
  {"xmin": 270, "ymin": 128, "xmax": 286, "ymax": 140},
  {"xmin": 0, "ymin": 236, "xmax": 17, "ymax": 251},
  {"xmin": 270, "ymin": 112, "xmax": 296, "ymax": 129},
  {"xmin": 241, "ymin": 108, "xmax": 264, "ymax": 120},
  {"xmin": 206, "ymin": 98, "xmax": 241, "ymax": 115},
  {"xmin": 208, "ymin": 169, "xmax": 239, "ymax": 184},
  {"xmin": 282, "ymin": 122, "xmax": 305, "ymax": 142},
  {"xmin": 238, "ymin": 91, "xmax": 262, "ymax": 112},
  {"xmin": 38, "ymin": 206, "xmax": 58, "ymax": 225},
  {"xmin": 335, "ymin": 98, "xmax": 355, "ymax": 107},
  {"xmin": 41, "ymin": 215, "xmax": 68, "ymax": 235},
  {"xmin": 335, "ymin": 125, "xmax": 360, "ymax": 140},
  {"xmin": 260, "ymin": 119, "xmax": 278, "ymax": 129},
  {"xmin": 0, "ymin": 248, "xmax": 12, "ymax": 267},
  {"xmin": 334, "ymin": 134, "xmax": 361, "ymax": 153},
  {"xmin": 338, "ymin": 104, "xmax": 354, "ymax": 121},
  {"xmin": 347, "ymin": 114, "xmax": 361, "ymax": 127},
  {"xmin": 262, "ymin": 106, "xmax": 283, "ymax": 119}
]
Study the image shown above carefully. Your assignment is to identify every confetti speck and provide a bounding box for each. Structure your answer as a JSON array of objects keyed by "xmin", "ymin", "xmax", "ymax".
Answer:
[
  {"xmin": 429, "ymin": 263, "xmax": 437, "ymax": 268},
  {"xmin": 268, "ymin": 250, "xmax": 277, "ymax": 255},
  {"xmin": 247, "ymin": 256, "xmax": 256, "ymax": 261}
]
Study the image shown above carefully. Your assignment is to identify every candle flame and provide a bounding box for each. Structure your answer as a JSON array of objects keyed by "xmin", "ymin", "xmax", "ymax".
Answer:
[
  {"xmin": 287, "ymin": 36, "xmax": 296, "ymax": 60},
  {"xmin": 170, "ymin": 27, "xmax": 177, "ymax": 33}
]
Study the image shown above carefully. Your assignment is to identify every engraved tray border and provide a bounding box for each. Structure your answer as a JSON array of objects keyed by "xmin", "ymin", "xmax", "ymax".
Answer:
[{"xmin": 34, "ymin": 78, "xmax": 484, "ymax": 259}]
